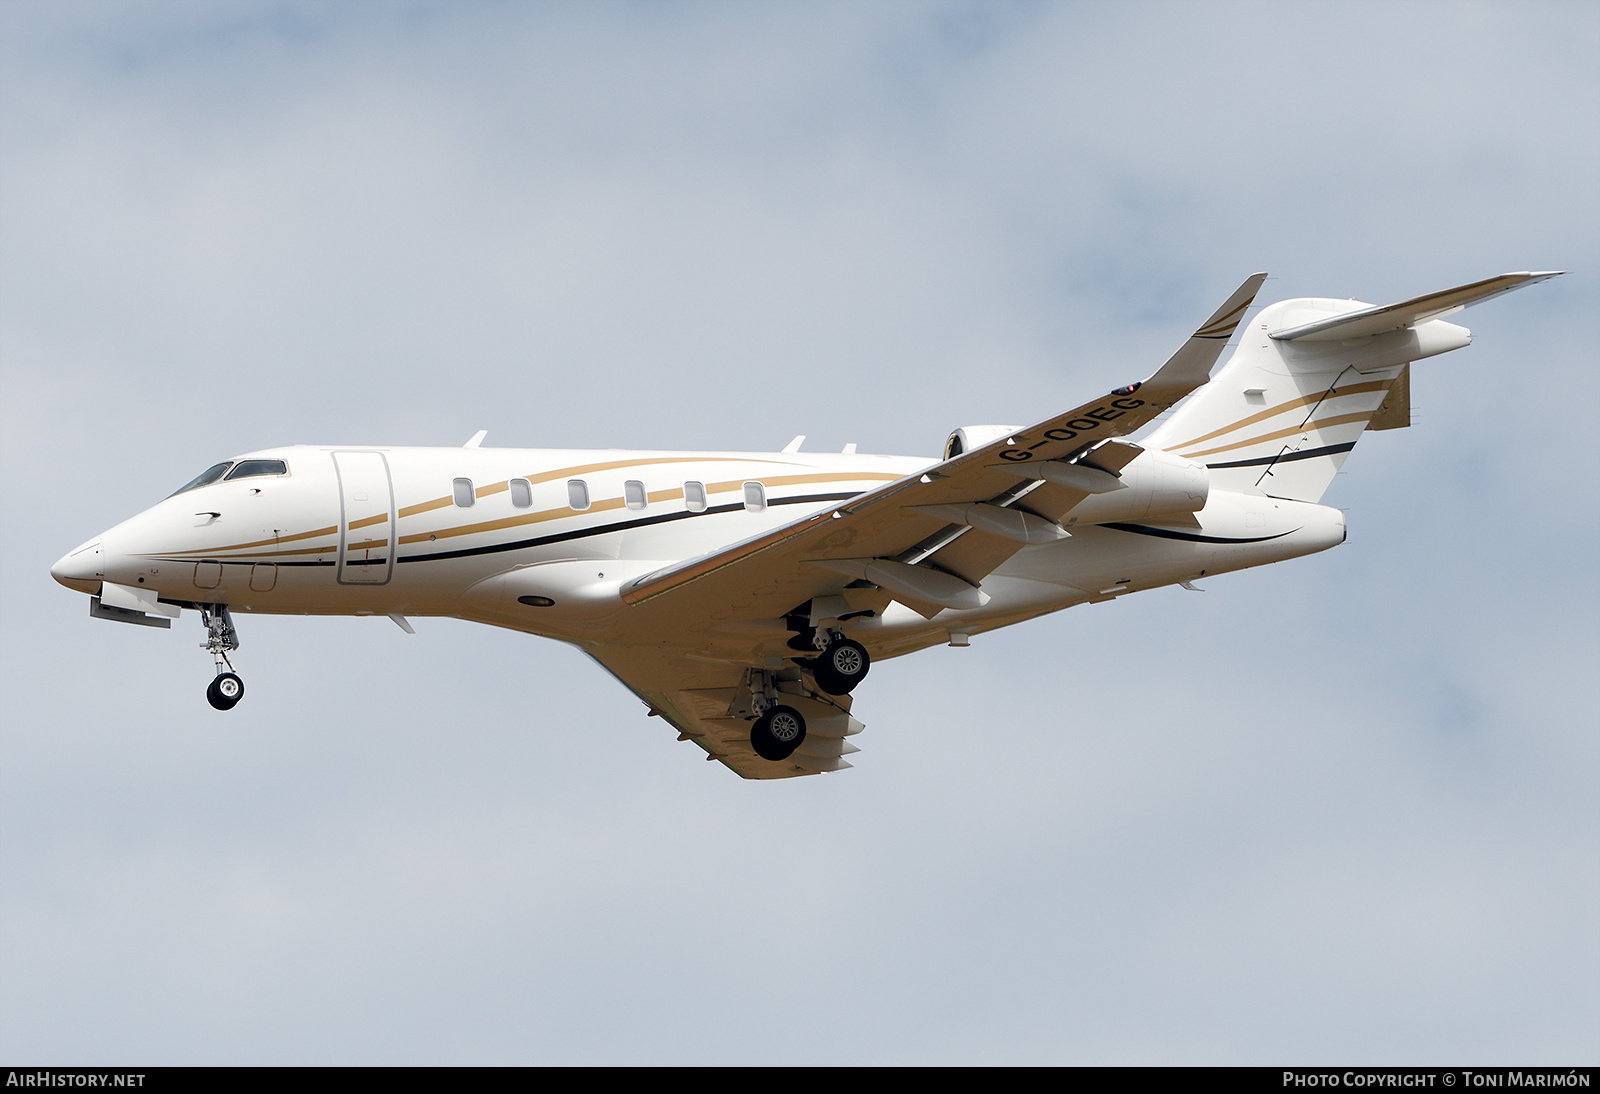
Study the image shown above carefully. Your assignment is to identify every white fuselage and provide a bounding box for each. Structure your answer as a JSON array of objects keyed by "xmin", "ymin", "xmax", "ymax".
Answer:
[{"xmin": 52, "ymin": 443, "xmax": 1346, "ymax": 657}]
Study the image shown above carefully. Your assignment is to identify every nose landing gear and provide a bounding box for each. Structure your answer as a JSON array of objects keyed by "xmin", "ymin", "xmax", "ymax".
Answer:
[{"xmin": 200, "ymin": 605, "xmax": 244, "ymax": 711}]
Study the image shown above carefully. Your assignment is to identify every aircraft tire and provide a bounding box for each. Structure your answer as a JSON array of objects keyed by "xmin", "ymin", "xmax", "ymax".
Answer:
[
  {"xmin": 750, "ymin": 705, "xmax": 806, "ymax": 761},
  {"xmin": 813, "ymin": 638, "xmax": 870, "ymax": 696},
  {"xmin": 207, "ymin": 672, "xmax": 244, "ymax": 711}
]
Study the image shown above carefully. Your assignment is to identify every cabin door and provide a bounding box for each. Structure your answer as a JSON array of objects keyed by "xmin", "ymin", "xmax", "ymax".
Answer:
[{"xmin": 332, "ymin": 451, "xmax": 396, "ymax": 586}]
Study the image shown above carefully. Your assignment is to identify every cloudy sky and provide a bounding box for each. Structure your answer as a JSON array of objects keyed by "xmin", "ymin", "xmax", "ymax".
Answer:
[{"xmin": 2, "ymin": 0, "xmax": 1595, "ymax": 1065}]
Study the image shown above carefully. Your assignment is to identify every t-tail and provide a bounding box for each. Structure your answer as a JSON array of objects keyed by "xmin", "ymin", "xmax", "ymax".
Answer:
[{"xmin": 1142, "ymin": 272, "xmax": 1563, "ymax": 503}]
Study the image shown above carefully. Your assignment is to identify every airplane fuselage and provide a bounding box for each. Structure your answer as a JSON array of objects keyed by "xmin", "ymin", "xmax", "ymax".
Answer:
[
  {"xmin": 60, "ymin": 268, "xmax": 1555, "ymax": 776},
  {"xmin": 54, "ymin": 443, "xmax": 1345, "ymax": 660}
]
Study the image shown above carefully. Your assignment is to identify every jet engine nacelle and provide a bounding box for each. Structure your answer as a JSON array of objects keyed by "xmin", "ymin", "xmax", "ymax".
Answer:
[
  {"xmin": 943, "ymin": 425, "xmax": 1020, "ymax": 460},
  {"xmin": 1058, "ymin": 447, "xmax": 1210, "ymax": 526}
]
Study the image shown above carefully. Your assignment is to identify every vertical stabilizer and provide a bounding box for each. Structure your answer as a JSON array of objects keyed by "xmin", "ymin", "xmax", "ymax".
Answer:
[
  {"xmin": 1143, "ymin": 302, "xmax": 1463, "ymax": 501},
  {"xmin": 1142, "ymin": 273, "xmax": 1560, "ymax": 503}
]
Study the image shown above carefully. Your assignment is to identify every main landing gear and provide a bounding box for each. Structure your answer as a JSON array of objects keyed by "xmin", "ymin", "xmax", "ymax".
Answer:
[
  {"xmin": 734, "ymin": 668, "xmax": 809, "ymax": 762},
  {"xmin": 810, "ymin": 635, "xmax": 870, "ymax": 696},
  {"xmin": 750, "ymin": 705, "xmax": 807, "ymax": 762},
  {"xmin": 745, "ymin": 631, "xmax": 867, "ymax": 760},
  {"xmin": 746, "ymin": 633, "xmax": 865, "ymax": 760},
  {"xmin": 200, "ymin": 604, "xmax": 244, "ymax": 711}
]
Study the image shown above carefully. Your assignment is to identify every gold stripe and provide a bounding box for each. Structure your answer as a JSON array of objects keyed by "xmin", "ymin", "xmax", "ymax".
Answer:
[
  {"xmin": 701, "ymin": 471, "xmax": 894, "ymax": 494},
  {"xmin": 398, "ymin": 498, "xmax": 625, "ymax": 545},
  {"xmin": 165, "ymin": 461, "xmax": 873, "ymax": 559},
  {"xmin": 167, "ymin": 542, "xmax": 340, "ymax": 561},
  {"xmin": 1167, "ymin": 380, "xmax": 1389, "ymax": 451},
  {"xmin": 397, "ymin": 496, "xmax": 455, "ymax": 519},
  {"xmin": 619, "ymin": 475, "xmax": 912, "ymax": 605},
  {"xmin": 244, "ymin": 543, "xmax": 338, "ymax": 558},
  {"xmin": 401, "ymin": 471, "xmax": 899, "ymax": 546},
  {"xmin": 395, "ymin": 456, "xmax": 785, "ymax": 519},
  {"xmin": 1179, "ymin": 412, "xmax": 1374, "ymax": 459},
  {"xmin": 161, "ymin": 524, "xmax": 339, "ymax": 557},
  {"xmin": 1194, "ymin": 300, "xmax": 1252, "ymax": 338}
]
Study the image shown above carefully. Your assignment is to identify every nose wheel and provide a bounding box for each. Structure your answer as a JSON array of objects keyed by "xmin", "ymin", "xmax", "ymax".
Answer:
[
  {"xmin": 207, "ymin": 672, "xmax": 244, "ymax": 710},
  {"xmin": 200, "ymin": 605, "xmax": 245, "ymax": 711}
]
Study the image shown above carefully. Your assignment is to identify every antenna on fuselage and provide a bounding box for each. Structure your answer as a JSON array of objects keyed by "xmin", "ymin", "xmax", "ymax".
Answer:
[{"xmin": 463, "ymin": 430, "xmax": 488, "ymax": 448}]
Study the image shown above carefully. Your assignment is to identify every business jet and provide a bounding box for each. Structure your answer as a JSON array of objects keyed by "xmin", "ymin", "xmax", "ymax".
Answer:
[{"xmin": 50, "ymin": 271, "xmax": 1559, "ymax": 778}]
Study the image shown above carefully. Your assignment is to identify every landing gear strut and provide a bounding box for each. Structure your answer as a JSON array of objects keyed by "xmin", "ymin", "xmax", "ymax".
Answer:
[{"xmin": 200, "ymin": 604, "xmax": 244, "ymax": 711}]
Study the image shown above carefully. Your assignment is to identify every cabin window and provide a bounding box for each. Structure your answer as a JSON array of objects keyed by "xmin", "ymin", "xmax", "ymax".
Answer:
[
  {"xmin": 743, "ymin": 481, "xmax": 766, "ymax": 512},
  {"xmin": 567, "ymin": 479, "xmax": 590, "ymax": 511},
  {"xmin": 509, "ymin": 478, "xmax": 533, "ymax": 508},
  {"xmin": 684, "ymin": 481, "xmax": 707, "ymax": 513},
  {"xmin": 452, "ymin": 478, "xmax": 475, "ymax": 507},
  {"xmin": 170, "ymin": 462, "xmax": 233, "ymax": 497},
  {"xmin": 624, "ymin": 480, "xmax": 646, "ymax": 511},
  {"xmin": 224, "ymin": 459, "xmax": 288, "ymax": 481}
]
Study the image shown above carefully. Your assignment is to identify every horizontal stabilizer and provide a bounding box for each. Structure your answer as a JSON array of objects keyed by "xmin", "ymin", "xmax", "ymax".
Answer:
[{"xmin": 1271, "ymin": 271, "xmax": 1563, "ymax": 342}]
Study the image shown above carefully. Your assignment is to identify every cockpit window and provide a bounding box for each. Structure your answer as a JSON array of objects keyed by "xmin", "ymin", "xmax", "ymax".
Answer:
[
  {"xmin": 170, "ymin": 462, "xmax": 233, "ymax": 496},
  {"xmin": 224, "ymin": 459, "xmax": 288, "ymax": 481}
]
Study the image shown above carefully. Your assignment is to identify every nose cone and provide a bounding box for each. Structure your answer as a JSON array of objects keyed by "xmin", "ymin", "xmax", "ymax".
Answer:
[{"xmin": 51, "ymin": 540, "xmax": 103, "ymax": 594}]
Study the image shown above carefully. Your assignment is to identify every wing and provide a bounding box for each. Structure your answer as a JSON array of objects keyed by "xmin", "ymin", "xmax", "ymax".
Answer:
[
  {"xmin": 620, "ymin": 272, "xmax": 1265, "ymax": 616},
  {"xmin": 602, "ymin": 273, "xmax": 1267, "ymax": 776}
]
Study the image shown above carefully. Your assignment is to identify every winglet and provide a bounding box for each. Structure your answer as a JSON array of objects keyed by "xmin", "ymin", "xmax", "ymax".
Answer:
[
  {"xmin": 782, "ymin": 435, "xmax": 806, "ymax": 453},
  {"xmin": 463, "ymin": 430, "xmax": 488, "ymax": 448},
  {"xmin": 1271, "ymin": 271, "xmax": 1564, "ymax": 342},
  {"xmin": 1139, "ymin": 273, "xmax": 1269, "ymax": 403}
]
